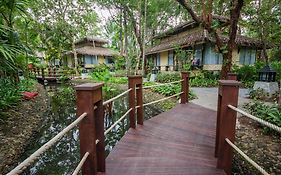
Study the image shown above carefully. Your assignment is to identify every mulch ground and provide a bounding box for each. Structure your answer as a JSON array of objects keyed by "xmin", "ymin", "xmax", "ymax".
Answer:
[
  {"xmin": 233, "ymin": 116, "xmax": 281, "ymax": 175},
  {"xmin": 0, "ymin": 84, "xmax": 48, "ymax": 174}
]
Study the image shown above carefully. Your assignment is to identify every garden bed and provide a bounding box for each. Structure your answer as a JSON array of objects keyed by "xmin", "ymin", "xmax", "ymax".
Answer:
[
  {"xmin": 0, "ymin": 84, "xmax": 48, "ymax": 174},
  {"xmin": 233, "ymin": 116, "xmax": 281, "ymax": 174}
]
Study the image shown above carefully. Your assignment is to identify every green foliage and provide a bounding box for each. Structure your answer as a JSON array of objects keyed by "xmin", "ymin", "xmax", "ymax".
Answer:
[
  {"xmin": 271, "ymin": 61, "xmax": 281, "ymax": 81},
  {"xmin": 90, "ymin": 65, "xmax": 112, "ymax": 82},
  {"xmin": 143, "ymin": 82, "xmax": 197, "ymax": 100},
  {"xmin": 155, "ymin": 71, "xmax": 218, "ymax": 87},
  {"xmin": 89, "ymin": 65, "xmax": 127, "ymax": 100},
  {"xmin": 114, "ymin": 56, "xmax": 126, "ymax": 70},
  {"xmin": 0, "ymin": 0, "xmax": 27, "ymax": 76},
  {"xmin": 109, "ymin": 77, "xmax": 128, "ymax": 84},
  {"xmin": 233, "ymin": 61, "xmax": 281, "ymax": 88},
  {"xmin": 193, "ymin": 71, "xmax": 218, "ymax": 87},
  {"xmin": 190, "ymin": 77, "xmax": 218, "ymax": 87},
  {"xmin": 155, "ymin": 72, "xmax": 181, "ymax": 83},
  {"xmin": 244, "ymin": 101, "xmax": 281, "ymax": 134},
  {"xmin": 249, "ymin": 88, "xmax": 281, "ymax": 103},
  {"xmin": 0, "ymin": 78, "xmax": 36, "ymax": 117},
  {"xmin": 90, "ymin": 64, "xmax": 128, "ymax": 85},
  {"xmin": 232, "ymin": 64, "xmax": 257, "ymax": 82},
  {"xmin": 50, "ymin": 86, "xmax": 76, "ymax": 114},
  {"xmin": 174, "ymin": 46, "xmax": 193, "ymax": 70},
  {"xmin": 249, "ymin": 88, "xmax": 269, "ymax": 101}
]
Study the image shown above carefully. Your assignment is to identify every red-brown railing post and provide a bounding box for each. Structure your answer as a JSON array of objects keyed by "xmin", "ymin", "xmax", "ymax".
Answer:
[
  {"xmin": 136, "ymin": 78, "xmax": 143, "ymax": 125},
  {"xmin": 180, "ymin": 72, "xmax": 189, "ymax": 104},
  {"xmin": 128, "ymin": 75, "xmax": 143, "ymax": 128},
  {"xmin": 215, "ymin": 80, "xmax": 240, "ymax": 175},
  {"xmin": 227, "ymin": 73, "xmax": 237, "ymax": 80},
  {"xmin": 75, "ymin": 83, "xmax": 105, "ymax": 175}
]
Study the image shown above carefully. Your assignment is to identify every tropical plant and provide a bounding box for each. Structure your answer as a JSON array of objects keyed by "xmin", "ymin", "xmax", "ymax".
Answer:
[
  {"xmin": 0, "ymin": 78, "xmax": 36, "ymax": 119},
  {"xmin": 244, "ymin": 101, "xmax": 281, "ymax": 134}
]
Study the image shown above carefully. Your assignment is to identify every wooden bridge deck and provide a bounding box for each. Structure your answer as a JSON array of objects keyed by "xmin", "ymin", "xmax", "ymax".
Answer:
[{"xmin": 101, "ymin": 103, "xmax": 225, "ymax": 175}]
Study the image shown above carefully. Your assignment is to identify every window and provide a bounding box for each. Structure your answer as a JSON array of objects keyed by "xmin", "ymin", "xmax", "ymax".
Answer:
[
  {"xmin": 168, "ymin": 50, "xmax": 174, "ymax": 65},
  {"xmin": 194, "ymin": 45, "xmax": 203, "ymax": 65},
  {"xmin": 239, "ymin": 48, "xmax": 256, "ymax": 65},
  {"xmin": 203, "ymin": 44, "xmax": 223, "ymax": 65},
  {"xmin": 155, "ymin": 53, "xmax": 160, "ymax": 66},
  {"xmin": 105, "ymin": 56, "xmax": 114, "ymax": 64},
  {"xmin": 84, "ymin": 55, "xmax": 98, "ymax": 64}
]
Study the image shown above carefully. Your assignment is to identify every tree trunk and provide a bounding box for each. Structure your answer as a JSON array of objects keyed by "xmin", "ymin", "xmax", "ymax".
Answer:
[
  {"xmin": 176, "ymin": 0, "xmax": 244, "ymax": 79},
  {"xmin": 220, "ymin": 0, "xmax": 244, "ymax": 79},
  {"xmin": 119, "ymin": 8, "xmax": 124, "ymax": 56},
  {"xmin": 72, "ymin": 40, "xmax": 79, "ymax": 76},
  {"xmin": 141, "ymin": 0, "xmax": 147, "ymax": 75},
  {"xmin": 123, "ymin": 10, "xmax": 130, "ymax": 75}
]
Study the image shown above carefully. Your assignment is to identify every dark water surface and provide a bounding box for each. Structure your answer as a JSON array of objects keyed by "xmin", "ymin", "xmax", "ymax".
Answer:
[{"xmin": 19, "ymin": 83, "xmax": 161, "ymax": 175}]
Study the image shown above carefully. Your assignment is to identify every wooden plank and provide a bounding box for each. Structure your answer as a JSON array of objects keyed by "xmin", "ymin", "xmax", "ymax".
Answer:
[{"xmin": 102, "ymin": 103, "xmax": 225, "ymax": 175}]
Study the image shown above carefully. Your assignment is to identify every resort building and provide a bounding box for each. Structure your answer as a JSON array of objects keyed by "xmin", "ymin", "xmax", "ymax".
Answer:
[
  {"xmin": 65, "ymin": 37, "xmax": 119, "ymax": 69},
  {"xmin": 145, "ymin": 15, "xmax": 266, "ymax": 71}
]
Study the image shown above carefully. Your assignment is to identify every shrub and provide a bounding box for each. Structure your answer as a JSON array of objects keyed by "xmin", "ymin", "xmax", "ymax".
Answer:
[
  {"xmin": 232, "ymin": 64, "xmax": 257, "ymax": 82},
  {"xmin": 0, "ymin": 78, "xmax": 36, "ymax": 120},
  {"xmin": 249, "ymin": 88, "xmax": 269, "ymax": 100},
  {"xmin": 143, "ymin": 82, "xmax": 197, "ymax": 100},
  {"xmin": 190, "ymin": 77, "xmax": 218, "ymax": 87},
  {"xmin": 109, "ymin": 77, "xmax": 128, "ymax": 84},
  {"xmin": 271, "ymin": 61, "xmax": 281, "ymax": 81},
  {"xmin": 244, "ymin": 101, "xmax": 281, "ymax": 134},
  {"xmin": 155, "ymin": 72, "xmax": 181, "ymax": 83}
]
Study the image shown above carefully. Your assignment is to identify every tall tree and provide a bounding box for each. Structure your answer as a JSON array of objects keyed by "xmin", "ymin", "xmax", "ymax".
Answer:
[
  {"xmin": 241, "ymin": 0, "xmax": 281, "ymax": 62},
  {"xmin": 176, "ymin": 0, "xmax": 244, "ymax": 79},
  {"xmin": 29, "ymin": 0, "xmax": 99, "ymax": 75},
  {"xmin": 97, "ymin": 0, "xmax": 189, "ymax": 75}
]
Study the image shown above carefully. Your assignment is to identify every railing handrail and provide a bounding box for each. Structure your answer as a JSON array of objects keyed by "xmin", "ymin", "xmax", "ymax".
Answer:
[
  {"xmin": 136, "ymin": 92, "xmax": 183, "ymax": 109},
  {"xmin": 7, "ymin": 112, "xmax": 88, "ymax": 175},
  {"xmin": 142, "ymin": 80, "xmax": 183, "ymax": 89},
  {"xmin": 228, "ymin": 104, "xmax": 281, "ymax": 133},
  {"xmin": 72, "ymin": 152, "xmax": 90, "ymax": 175},
  {"xmin": 104, "ymin": 108, "xmax": 133, "ymax": 135},
  {"xmin": 225, "ymin": 138, "xmax": 270, "ymax": 175},
  {"xmin": 103, "ymin": 88, "xmax": 132, "ymax": 106}
]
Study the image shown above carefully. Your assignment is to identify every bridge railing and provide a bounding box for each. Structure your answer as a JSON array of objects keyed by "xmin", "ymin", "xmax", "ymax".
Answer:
[
  {"xmin": 6, "ymin": 112, "xmax": 90, "ymax": 175},
  {"xmin": 8, "ymin": 72, "xmax": 189, "ymax": 175},
  {"xmin": 215, "ymin": 74, "xmax": 280, "ymax": 175},
  {"xmin": 74, "ymin": 71, "xmax": 189, "ymax": 175}
]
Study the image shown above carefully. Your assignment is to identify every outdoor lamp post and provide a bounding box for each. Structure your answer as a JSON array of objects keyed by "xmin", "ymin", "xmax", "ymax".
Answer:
[
  {"xmin": 258, "ymin": 64, "xmax": 276, "ymax": 82},
  {"xmin": 18, "ymin": 70, "xmax": 24, "ymax": 80},
  {"xmin": 152, "ymin": 67, "xmax": 159, "ymax": 74},
  {"xmin": 81, "ymin": 68, "xmax": 88, "ymax": 79},
  {"xmin": 254, "ymin": 64, "xmax": 278, "ymax": 96}
]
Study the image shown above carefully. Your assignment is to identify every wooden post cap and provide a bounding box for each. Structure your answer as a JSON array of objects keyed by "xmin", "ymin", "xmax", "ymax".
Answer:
[
  {"xmin": 127, "ymin": 75, "xmax": 143, "ymax": 79},
  {"xmin": 181, "ymin": 71, "xmax": 190, "ymax": 75},
  {"xmin": 75, "ymin": 83, "xmax": 104, "ymax": 91},
  {"xmin": 218, "ymin": 80, "xmax": 240, "ymax": 86}
]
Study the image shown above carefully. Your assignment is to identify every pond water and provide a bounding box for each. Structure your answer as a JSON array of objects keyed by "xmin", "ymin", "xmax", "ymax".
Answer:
[{"xmin": 19, "ymin": 83, "xmax": 161, "ymax": 175}]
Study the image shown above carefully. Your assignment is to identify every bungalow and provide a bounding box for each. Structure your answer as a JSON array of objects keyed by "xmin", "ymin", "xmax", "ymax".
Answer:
[
  {"xmin": 145, "ymin": 15, "xmax": 266, "ymax": 71},
  {"xmin": 64, "ymin": 37, "xmax": 119, "ymax": 69}
]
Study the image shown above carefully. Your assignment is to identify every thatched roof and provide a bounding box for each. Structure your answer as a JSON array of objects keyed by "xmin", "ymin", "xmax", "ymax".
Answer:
[
  {"xmin": 67, "ymin": 46, "xmax": 119, "ymax": 57},
  {"xmin": 146, "ymin": 29, "xmax": 272, "ymax": 55},
  {"xmin": 154, "ymin": 15, "xmax": 229, "ymax": 39},
  {"xmin": 75, "ymin": 36, "xmax": 108, "ymax": 45}
]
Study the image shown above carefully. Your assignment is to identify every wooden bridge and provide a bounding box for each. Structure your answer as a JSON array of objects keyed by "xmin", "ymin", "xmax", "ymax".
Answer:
[
  {"xmin": 31, "ymin": 67, "xmax": 72, "ymax": 82},
  {"xmin": 8, "ymin": 72, "xmax": 279, "ymax": 175},
  {"xmin": 102, "ymin": 103, "xmax": 224, "ymax": 175}
]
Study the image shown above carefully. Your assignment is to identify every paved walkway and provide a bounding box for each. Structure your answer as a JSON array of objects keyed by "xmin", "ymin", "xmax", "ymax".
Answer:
[{"xmin": 191, "ymin": 88, "xmax": 250, "ymax": 111}]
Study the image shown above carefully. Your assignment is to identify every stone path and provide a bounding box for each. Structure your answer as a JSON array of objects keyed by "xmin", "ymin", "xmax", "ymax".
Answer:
[{"xmin": 191, "ymin": 87, "xmax": 250, "ymax": 111}]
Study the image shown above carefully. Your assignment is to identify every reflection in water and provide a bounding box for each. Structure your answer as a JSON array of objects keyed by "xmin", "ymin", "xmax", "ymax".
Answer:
[{"xmin": 19, "ymin": 84, "xmax": 162, "ymax": 174}]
